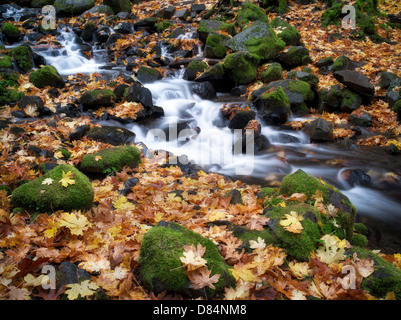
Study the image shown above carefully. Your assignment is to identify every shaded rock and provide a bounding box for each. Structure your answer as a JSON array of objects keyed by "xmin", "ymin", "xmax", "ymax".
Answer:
[
  {"xmin": 87, "ymin": 126, "xmax": 136, "ymax": 146},
  {"xmin": 136, "ymin": 66, "xmax": 162, "ymax": 84},
  {"xmin": 103, "ymin": 0, "xmax": 131, "ymax": 14},
  {"xmin": 303, "ymin": 118, "xmax": 334, "ymax": 142},
  {"xmin": 57, "ymin": 261, "xmax": 91, "ymax": 289},
  {"xmin": 183, "ymin": 60, "xmax": 208, "ymax": 81},
  {"xmin": 228, "ymin": 110, "xmax": 256, "ymax": 129},
  {"xmin": 18, "ymin": 96, "xmax": 44, "ymax": 117},
  {"xmin": 332, "ymin": 55, "xmax": 351, "ymax": 72},
  {"xmin": 205, "ymin": 32, "xmax": 229, "ymax": 59},
  {"xmin": 195, "ymin": 62, "xmax": 233, "ymax": 92},
  {"xmin": 119, "ymin": 177, "xmax": 139, "ymax": 196},
  {"xmin": 379, "ymin": 71, "xmax": 401, "ymax": 90},
  {"xmin": 287, "ymin": 70, "xmax": 319, "ymax": 88},
  {"xmin": 191, "ymin": 81, "xmax": 216, "ymax": 100},
  {"xmin": 253, "ymin": 86, "xmax": 291, "ymax": 125},
  {"xmin": 1, "ymin": 22, "xmax": 21, "ymax": 43},
  {"xmin": 53, "ymin": 0, "xmax": 95, "ymax": 16},
  {"xmin": 348, "ymin": 111, "xmax": 372, "ymax": 127},
  {"xmin": 333, "ymin": 70, "xmax": 375, "ymax": 103},
  {"xmin": 80, "ymin": 89, "xmax": 116, "ymax": 110},
  {"xmin": 340, "ymin": 89, "xmax": 363, "ymax": 113},
  {"xmin": 275, "ymin": 45, "xmax": 312, "ymax": 69},
  {"xmin": 124, "ymin": 82, "xmax": 153, "ymax": 108},
  {"xmin": 261, "ymin": 62, "xmax": 283, "ymax": 84}
]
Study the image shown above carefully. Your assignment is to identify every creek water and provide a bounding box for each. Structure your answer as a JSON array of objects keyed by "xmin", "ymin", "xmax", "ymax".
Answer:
[{"xmin": 2, "ymin": 11, "xmax": 400, "ymax": 251}]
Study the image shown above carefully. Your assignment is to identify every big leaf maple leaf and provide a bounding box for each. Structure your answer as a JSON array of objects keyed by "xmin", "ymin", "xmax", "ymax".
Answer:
[
  {"xmin": 187, "ymin": 267, "xmax": 220, "ymax": 290},
  {"xmin": 58, "ymin": 211, "xmax": 92, "ymax": 236},
  {"xmin": 180, "ymin": 244, "xmax": 207, "ymax": 271},
  {"xmin": 279, "ymin": 211, "xmax": 304, "ymax": 233},
  {"xmin": 59, "ymin": 170, "xmax": 75, "ymax": 188}
]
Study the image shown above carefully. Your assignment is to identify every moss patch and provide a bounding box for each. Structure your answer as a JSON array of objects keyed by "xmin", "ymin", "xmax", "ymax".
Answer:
[
  {"xmin": 138, "ymin": 221, "xmax": 236, "ymax": 297},
  {"xmin": 10, "ymin": 164, "xmax": 94, "ymax": 214},
  {"xmin": 29, "ymin": 65, "xmax": 64, "ymax": 88},
  {"xmin": 80, "ymin": 145, "xmax": 141, "ymax": 173},
  {"xmin": 223, "ymin": 51, "xmax": 260, "ymax": 85}
]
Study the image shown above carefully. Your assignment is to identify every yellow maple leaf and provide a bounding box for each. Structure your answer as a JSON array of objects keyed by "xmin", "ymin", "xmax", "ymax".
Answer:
[
  {"xmin": 59, "ymin": 170, "xmax": 75, "ymax": 188},
  {"xmin": 231, "ymin": 263, "xmax": 257, "ymax": 282},
  {"xmin": 58, "ymin": 211, "xmax": 92, "ymax": 236},
  {"xmin": 65, "ymin": 280, "xmax": 99, "ymax": 300},
  {"xmin": 180, "ymin": 244, "xmax": 207, "ymax": 271},
  {"xmin": 316, "ymin": 234, "xmax": 347, "ymax": 265},
  {"xmin": 288, "ymin": 261, "xmax": 312, "ymax": 279},
  {"xmin": 280, "ymin": 211, "xmax": 304, "ymax": 233}
]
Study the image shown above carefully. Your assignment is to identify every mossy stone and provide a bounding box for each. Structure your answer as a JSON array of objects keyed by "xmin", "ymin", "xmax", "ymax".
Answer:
[
  {"xmin": 270, "ymin": 17, "xmax": 301, "ymax": 46},
  {"xmin": 183, "ymin": 61, "xmax": 208, "ymax": 81},
  {"xmin": 279, "ymin": 169, "xmax": 356, "ymax": 240},
  {"xmin": 261, "ymin": 62, "xmax": 283, "ymax": 83},
  {"xmin": 103, "ymin": 0, "xmax": 131, "ymax": 14},
  {"xmin": 198, "ymin": 20, "xmax": 237, "ymax": 43},
  {"xmin": 79, "ymin": 89, "xmax": 116, "ymax": 109},
  {"xmin": 0, "ymin": 55, "xmax": 12, "ymax": 68},
  {"xmin": 236, "ymin": 1, "xmax": 269, "ymax": 29},
  {"xmin": 138, "ymin": 221, "xmax": 236, "ymax": 297},
  {"xmin": 254, "ymin": 85, "xmax": 291, "ymax": 125},
  {"xmin": 265, "ymin": 203, "xmax": 322, "ymax": 261},
  {"xmin": 223, "ymin": 51, "xmax": 260, "ymax": 85},
  {"xmin": 29, "ymin": 65, "xmax": 65, "ymax": 88},
  {"xmin": 11, "ymin": 45, "xmax": 34, "ymax": 73},
  {"xmin": 53, "ymin": 0, "xmax": 95, "ymax": 16},
  {"xmin": 10, "ymin": 164, "xmax": 94, "ymax": 214},
  {"xmin": 205, "ymin": 32, "xmax": 229, "ymax": 59},
  {"xmin": 332, "ymin": 55, "xmax": 351, "ymax": 72},
  {"xmin": 80, "ymin": 145, "xmax": 141, "ymax": 173},
  {"xmin": 350, "ymin": 247, "xmax": 401, "ymax": 299},
  {"xmin": 226, "ymin": 21, "xmax": 285, "ymax": 61},
  {"xmin": 1, "ymin": 22, "xmax": 21, "ymax": 43}
]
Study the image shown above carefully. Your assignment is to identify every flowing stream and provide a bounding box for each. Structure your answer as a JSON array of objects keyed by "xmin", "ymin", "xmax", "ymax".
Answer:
[{"xmin": 3, "ymin": 13, "xmax": 401, "ymax": 251}]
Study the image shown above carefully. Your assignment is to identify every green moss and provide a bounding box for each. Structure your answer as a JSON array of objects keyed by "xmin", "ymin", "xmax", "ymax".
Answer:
[
  {"xmin": 351, "ymin": 247, "xmax": 401, "ymax": 299},
  {"xmin": 261, "ymin": 62, "xmax": 283, "ymax": 83},
  {"xmin": 138, "ymin": 221, "xmax": 235, "ymax": 296},
  {"xmin": 288, "ymin": 80, "xmax": 314, "ymax": 101},
  {"xmin": 29, "ymin": 65, "xmax": 64, "ymax": 88},
  {"xmin": 393, "ymin": 99, "xmax": 401, "ymax": 118},
  {"xmin": 155, "ymin": 20, "xmax": 173, "ymax": 33},
  {"xmin": 1, "ymin": 22, "xmax": 20, "ymax": 37},
  {"xmin": 266, "ymin": 203, "xmax": 322, "ymax": 261},
  {"xmin": 205, "ymin": 32, "xmax": 229, "ymax": 59},
  {"xmin": 279, "ymin": 169, "xmax": 356, "ymax": 240},
  {"xmin": 11, "ymin": 45, "xmax": 34, "ymax": 73},
  {"xmin": 0, "ymin": 55, "xmax": 12, "ymax": 68},
  {"xmin": 236, "ymin": 1, "xmax": 268, "ymax": 29},
  {"xmin": 10, "ymin": 164, "xmax": 94, "ymax": 214},
  {"xmin": 262, "ymin": 85, "xmax": 290, "ymax": 107},
  {"xmin": 231, "ymin": 225, "xmax": 275, "ymax": 251},
  {"xmin": 80, "ymin": 145, "xmax": 141, "ymax": 173},
  {"xmin": 332, "ymin": 55, "xmax": 351, "ymax": 72},
  {"xmin": 270, "ymin": 18, "xmax": 301, "ymax": 46},
  {"xmin": 0, "ymin": 71, "xmax": 24, "ymax": 105},
  {"xmin": 223, "ymin": 51, "xmax": 260, "ymax": 85}
]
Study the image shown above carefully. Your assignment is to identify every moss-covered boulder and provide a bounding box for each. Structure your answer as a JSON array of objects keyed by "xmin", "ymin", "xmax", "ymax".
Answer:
[
  {"xmin": 138, "ymin": 221, "xmax": 236, "ymax": 297},
  {"xmin": 350, "ymin": 247, "xmax": 401, "ymax": 299},
  {"xmin": 79, "ymin": 89, "xmax": 116, "ymax": 110},
  {"xmin": 205, "ymin": 32, "xmax": 230, "ymax": 59},
  {"xmin": 270, "ymin": 17, "xmax": 301, "ymax": 46},
  {"xmin": 287, "ymin": 71, "xmax": 319, "ymax": 88},
  {"xmin": 279, "ymin": 169, "xmax": 356, "ymax": 240},
  {"xmin": 261, "ymin": 62, "xmax": 283, "ymax": 83},
  {"xmin": 1, "ymin": 22, "xmax": 21, "ymax": 43},
  {"xmin": 226, "ymin": 21, "xmax": 285, "ymax": 61},
  {"xmin": 250, "ymin": 79, "xmax": 314, "ymax": 114},
  {"xmin": 11, "ymin": 45, "xmax": 34, "ymax": 73},
  {"xmin": 103, "ymin": 0, "xmax": 131, "ymax": 14},
  {"xmin": 276, "ymin": 45, "xmax": 312, "ymax": 69},
  {"xmin": 236, "ymin": 1, "xmax": 269, "ymax": 29},
  {"xmin": 223, "ymin": 51, "xmax": 260, "ymax": 85},
  {"xmin": 53, "ymin": 0, "xmax": 95, "ymax": 16},
  {"xmin": 264, "ymin": 203, "xmax": 322, "ymax": 261},
  {"xmin": 10, "ymin": 164, "xmax": 94, "ymax": 213},
  {"xmin": 197, "ymin": 20, "xmax": 237, "ymax": 43},
  {"xmin": 253, "ymin": 86, "xmax": 291, "ymax": 125},
  {"xmin": 183, "ymin": 61, "xmax": 208, "ymax": 81},
  {"xmin": 259, "ymin": 0, "xmax": 288, "ymax": 14},
  {"xmin": 80, "ymin": 145, "xmax": 141, "ymax": 173},
  {"xmin": 136, "ymin": 66, "xmax": 162, "ymax": 84},
  {"xmin": 29, "ymin": 65, "xmax": 65, "ymax": 88},
  {"xmin": 0, "ymin": 55, "xmax": 12, "ymax": 68},
  {"xmin": 0, "ymin": 70, "xmax": 24, "ymax": 105},
  {"xmin": 86, "ymin": 126, "xmax": 136, "ymax": 146},
  {"xmin": 195, "ymin": 62, "xmax": 232, "ymax": 92}
]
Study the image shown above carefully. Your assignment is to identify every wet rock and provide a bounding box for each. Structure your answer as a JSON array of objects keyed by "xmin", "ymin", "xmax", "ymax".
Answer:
[
  {"xmin": 136, "ymin": 66, "xmax": 162, "ymax": 84},
  {"xmin": 53, "ymin": 0, "xmax": 95, "ymax": 16},
  {"xmin": 348, "ymin": 111, "xmax": 372, "ymax": 127},
  {"xmin": 86, "ymin": 126, "xmax": 136, "ymax": 146},
  {"xmin": 343, "ymin": 169, "xmax": 371, "ymax": 187},
  {"xmin": 195, "ymin": 62, "xmax": 233, "ymax": 92},
  {"xmin": 303, "ymin": 118, "xmax": 334, "ymax": 142},
  {"xmin": 18, "ymin": 95, "xmax": 44, "ymax": 117},
  {"xmin": 114, "ymin": 22, "xmax": 133, "ymax": 34},
  {"xmin": 123, "ymin": 82, "xmax": 153, "ymax": 108},
  {"xmin": 333, "ymin": 70, "xmax": 375, "ymax": 103},
  {"xmin": 379, "ymin": 71, "xmax": 401, "ymax": 90},
  {"xmin": 191, "ymin": 81, "xmax": 216, "ymax": 100},
  {"xmin": 69, "ymin": 124, "xmax": 90, "ymax": 141},
  {"xmin": 183, "ymin": 60, "xmax": 208, "ymax": 81},
  {"xmin": 253, "ymin": 86, "xmax": 291, "ymax": 125},
  {"xmin": 228, "ymin": 110, "xmax": 256, "ymax": 129},
  {"xmin": 80, "ymin": 89, "xmax": 116, "ymax": 110},
  {"xmin": 103, "ymin": 0, "xmax": 131, "ymax": 14}
]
